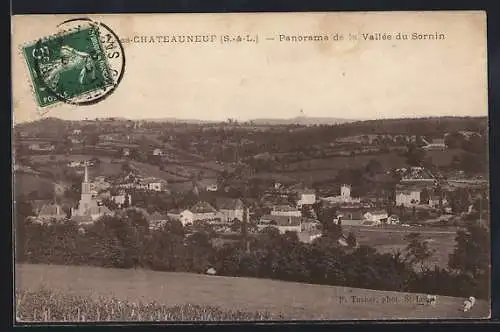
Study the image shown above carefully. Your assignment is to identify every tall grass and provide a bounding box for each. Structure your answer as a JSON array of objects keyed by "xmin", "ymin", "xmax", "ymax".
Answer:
[{"xmin": 16, "ymin": 288, "xmax": 279, "ymax": 322}]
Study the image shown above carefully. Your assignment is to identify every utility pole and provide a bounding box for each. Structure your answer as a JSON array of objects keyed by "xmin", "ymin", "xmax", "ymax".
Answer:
[{"xmin": 242, "ymin": 201, "xmax": 250, "ymax": 253}]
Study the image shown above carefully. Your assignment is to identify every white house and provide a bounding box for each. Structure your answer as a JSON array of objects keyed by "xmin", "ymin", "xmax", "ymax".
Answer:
[
  {"xmin": 112, "ymin": 193, "xmax": 132, "ymax": 208},
  {"xmin": 148, "ymin": 182, "xmax": 163, "ymax": 191},
  {"xmin": 216, "ymin": 197, "xmax": 244, "ymax": 222},
  {"xmin": 190, "ymin": 201, "xmax": 220, "ymax": 223},
  {"xmin": 270, "ymin": 205, "xmax": 302, "ymax": 217},
  {"xmin": 321, "ymin": 184, "xmax": 361, "ymax": 204},
  {"xmin": 167, "ymin": 209, "xmax": 194, "ymax": 226},
  {"xmin": 296, "ymin": 189, "xmax": 316, "ymax": 208},
  {"xmin": 395, "ymin": 184, "xmax": 428, "ymax": 207},
  {"xmin": 29, "ymin": 142, "xmax": 55, "ymax": 151},
  {"xmin": 152, "ymin": 148, "xmax": 163, "ymax": 156},
  {"xmin": 423, "ymin": 138, "xmax": 447, "ymax": 151},
  {"xmin": 206, "ymin": 183, "xmax": 218, "ymax": 192},
  {"xmin": 122, "ymin": 148, "xmax": 131, "ymax": 157},
  {"xmin": 363, "ymin": 210, "xmax": 389, "ymax": 225},
  {"xmin": 429, "ymin": 195, "xmax": 448, "ymax": 208}
]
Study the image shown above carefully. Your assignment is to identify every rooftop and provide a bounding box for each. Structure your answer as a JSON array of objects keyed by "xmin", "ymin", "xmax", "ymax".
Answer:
[
  {"xmin": 216, "ymin": 197, "xmax": 244, "ymax": 210},
  {"xmin": 190, "ymin": 201, "xmax": 217, "ymax": 214},
  {"xmin": 272, "ymin": 204, "xmax": 300, "ymax": 212},
  {"xmin": 39, "ymin": 204, "xmax": 66, "ymax": 217},
  {"xmin": 260, "ymin": 215, "xmax": 301, "ymax": 226}
]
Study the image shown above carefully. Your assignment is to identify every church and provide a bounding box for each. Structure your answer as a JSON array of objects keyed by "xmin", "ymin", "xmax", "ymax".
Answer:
[{"xmin": 71, "ymin": 165, "xmax": 113, "ymax": 225}]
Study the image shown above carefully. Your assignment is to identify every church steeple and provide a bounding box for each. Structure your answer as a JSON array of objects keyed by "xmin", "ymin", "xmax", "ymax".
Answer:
[{"xmin": 81, "ymin": 164, "xmax": 92, "ymax": 194}]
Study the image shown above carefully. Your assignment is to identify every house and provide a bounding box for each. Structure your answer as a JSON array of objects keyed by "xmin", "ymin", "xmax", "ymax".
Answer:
[
  {"xmin": 54, "ymin": 182, "xmax": 69, "ymax": 197},
  {"xmin": 142, "ymin": 178, "xmax": 167, "ymax": 192},
  {"xmin": 395, "ymin": 184, "xmax": 430, "ymax": 207},
  {"xmin": 300, "ymin": 218, "xmax": 321, "ymax": 232},
  {"xmin": 152, "ymin": 148, "xmax": 163, "ymax": 156},
  {"xmin": 335, "ymin": 209, "xmax": 365, "ymax": 226},
  {"xmin": 28, "ymin": 142, "xmax": 55, "ymax": 151},
  {"xmin": 112, "ymin": 192, "xmax": 132, "ymax": 208},
  {"xmin": 67, "ymin": 160, "xmax": 86, "ymax": 168},
  {"xmin": 423, "ymin": 138, "xmax": 447, "ymax": 151},
  {"xmin": 428, "ymin": 194, "xmax": 448, "ymax": 208},
  {"xmin": 295, "ymin": 189, "xmax": 316, "ymax": 208},
  {"xmin": 270, "ymin": 205, "xmax": 302, "ymax": 217},
  {"xmin": 363, "ymin": 210, "xmax": 389, "ymax": 225},
  {"xmin": 197, "ymin": 178, "xmax": 219, "ymax": 192},
  {"xmin": 37, "ymin": 203, "xmax": 67, "ymax": 222},
  {"xmin": 147, "ymin": 211, "xmax": 169, "ymax": 230},
  {"xmin": 258, "ymin": 215, "xmax": 302, "ymax": 234},
  {"xmin": 297, "ymin": 230, "xmax": 322, "ymax": 244},
  {"xmin": 206, "ymin": 183, "xmax": 218, "ymax": 192},
  {"xmin": 31, "ymin": 200, "xmax": 52, "ymax": 215},
  {"xmin": 69, "ymin": 137, "xmax": 84, "ymax": 144},
  {"xmin": 167, "ymin": 209, "xmax": 194, "ymax": 226},
  {"xmin": 387, "ymin": 215, "xmax": 400, "ymax": 225},
  {"xmin": 216, "ymin": 197, "xmax": 244, "ymax": 222},
  {"xmin": 122, "ymin": 148, "xmax": 131, "ymax": 157},
  {"xmin": 93, "ymin": 176, "xmax": 111, "ymax": 191},
  {"xmin": 398, "ymin": 167, "xmax": 436, "ymax": 184},
  {"xmin": 189, "ymin": 201, "xmax": 220, "ymax": 223},
  {"xmin": 321, "ymin": 184, "xmax": 361, "ymax": 204}
]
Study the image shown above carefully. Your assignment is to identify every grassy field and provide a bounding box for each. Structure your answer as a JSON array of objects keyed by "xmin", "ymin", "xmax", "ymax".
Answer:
[
  {"xmin": 14, "ymin": 173, "xmax": 54, "ymax": 198},
  {"xmin": 424, "ymin": 149, "xmax": 464, "ymax": 167},
  {"xmin": 342, "ymin": 225, "xmax": 459, "ymax": 269},
  {"xmin": 16, "ymin": 264, "xmax": 489, "ymax": 321},
  {"xmin": 287, "ymin": 153, "xmax": 408, "ymax": 172}
]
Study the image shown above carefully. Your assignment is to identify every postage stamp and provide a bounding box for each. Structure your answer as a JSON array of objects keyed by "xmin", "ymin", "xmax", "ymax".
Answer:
[{"xmin": 21, "ymin": 19, "xmax": 125, "ymax": 108}]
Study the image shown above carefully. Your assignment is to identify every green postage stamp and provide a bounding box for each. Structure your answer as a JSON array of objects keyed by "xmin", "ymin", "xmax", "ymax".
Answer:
[{"xmin": 22, "ymin": 22, "xmax": 123, "ymax": 108}]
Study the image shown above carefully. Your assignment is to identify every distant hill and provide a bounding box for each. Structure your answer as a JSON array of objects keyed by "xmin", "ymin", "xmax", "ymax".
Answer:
[
  {"xmin": 249, "ymin": 116, "xmax": 358, "ymax": 126},
  {"xmin": 137, "ymin": 117, "xmax": 219, "ymax": 124}
]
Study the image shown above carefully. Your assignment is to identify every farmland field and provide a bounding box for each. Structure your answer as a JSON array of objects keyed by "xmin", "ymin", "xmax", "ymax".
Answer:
[
  {"xmin": 15, "ymin": 263, "xmax": 489, "ymax": 320},
  {"xmin": 342, "ymin": 225, "xmax": 459, "ymax": 269},
  {"xmin": 14, "ymin": 173, "xmax": 54, "ymax": 197},
  {"xmin": 287, "ymin": 152, "xmax": 408, "ymax": 172},
  {"xmin": 424, "ymin": 149, "xmax": 464, "ymax": 167}
]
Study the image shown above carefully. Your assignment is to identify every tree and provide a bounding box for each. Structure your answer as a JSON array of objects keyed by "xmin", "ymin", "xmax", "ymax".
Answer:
[
  {"xmin": 403, "ymin": 232, "xmax": 435, "ymax": 272},
  {"xmin": 450, "ymin": 188, "xmax": 471, "ymax": 214},
  {"xmin": 123, "ymin": 194, "xmax": 130, "ymax": 208},
  {"xmin": 405, "ymin": 145, "xmax": 425, "ymax": 166},
  {"xmin": 459, "ymin": 152, "xmax": 486, "ymax": 174},
  {"xmin": 448, "ymin": 224, "xmax": 489, "ymax": 279},
  {"xmin": 346, "ymin": 232, "xmax": 357, "ymax": 248},
  {"xmin": 365, "ymin": 159, "xmax": 383, "ymax": 176},
  {"xmin": 444, "ymin": 131, "xmax": 465, "ymax": 149}
]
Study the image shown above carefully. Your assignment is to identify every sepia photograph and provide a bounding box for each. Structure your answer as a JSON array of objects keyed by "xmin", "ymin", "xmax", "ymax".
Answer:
[{"xmin": 11, "ymin": 11, "xmax": 490, "ymax": 322}]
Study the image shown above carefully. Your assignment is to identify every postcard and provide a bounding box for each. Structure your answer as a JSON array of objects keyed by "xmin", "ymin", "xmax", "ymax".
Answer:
[{"xmin": 11, "ymin": 11, "xmax": 490, "ymax": 322}]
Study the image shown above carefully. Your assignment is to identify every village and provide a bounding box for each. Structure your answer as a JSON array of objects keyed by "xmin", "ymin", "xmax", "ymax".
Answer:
[{"xmin": 17, "ymin": 117, "xmax": 488, "ymax": 249}]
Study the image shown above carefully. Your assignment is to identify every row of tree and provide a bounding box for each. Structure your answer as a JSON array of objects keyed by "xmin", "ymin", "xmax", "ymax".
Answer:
[{"xmin": 16, "ymin": 201, "xmax": 490, "ymax": 300}]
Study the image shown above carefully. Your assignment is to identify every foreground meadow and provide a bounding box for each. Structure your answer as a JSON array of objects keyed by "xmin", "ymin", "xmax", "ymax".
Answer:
[{"xmin": 15, "ymin": 264, "xmax": 489, "ymax": 321}]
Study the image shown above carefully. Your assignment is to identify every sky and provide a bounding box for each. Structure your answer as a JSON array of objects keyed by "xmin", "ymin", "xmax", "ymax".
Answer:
[{"xmin": 11, "ymin": 11, "xmax": 488, "ymax": 124}]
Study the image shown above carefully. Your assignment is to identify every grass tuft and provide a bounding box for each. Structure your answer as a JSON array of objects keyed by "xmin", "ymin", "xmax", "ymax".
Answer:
[{"xmin": 16, "ymin": 288, "xmax": 279, "ymax": 322}]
